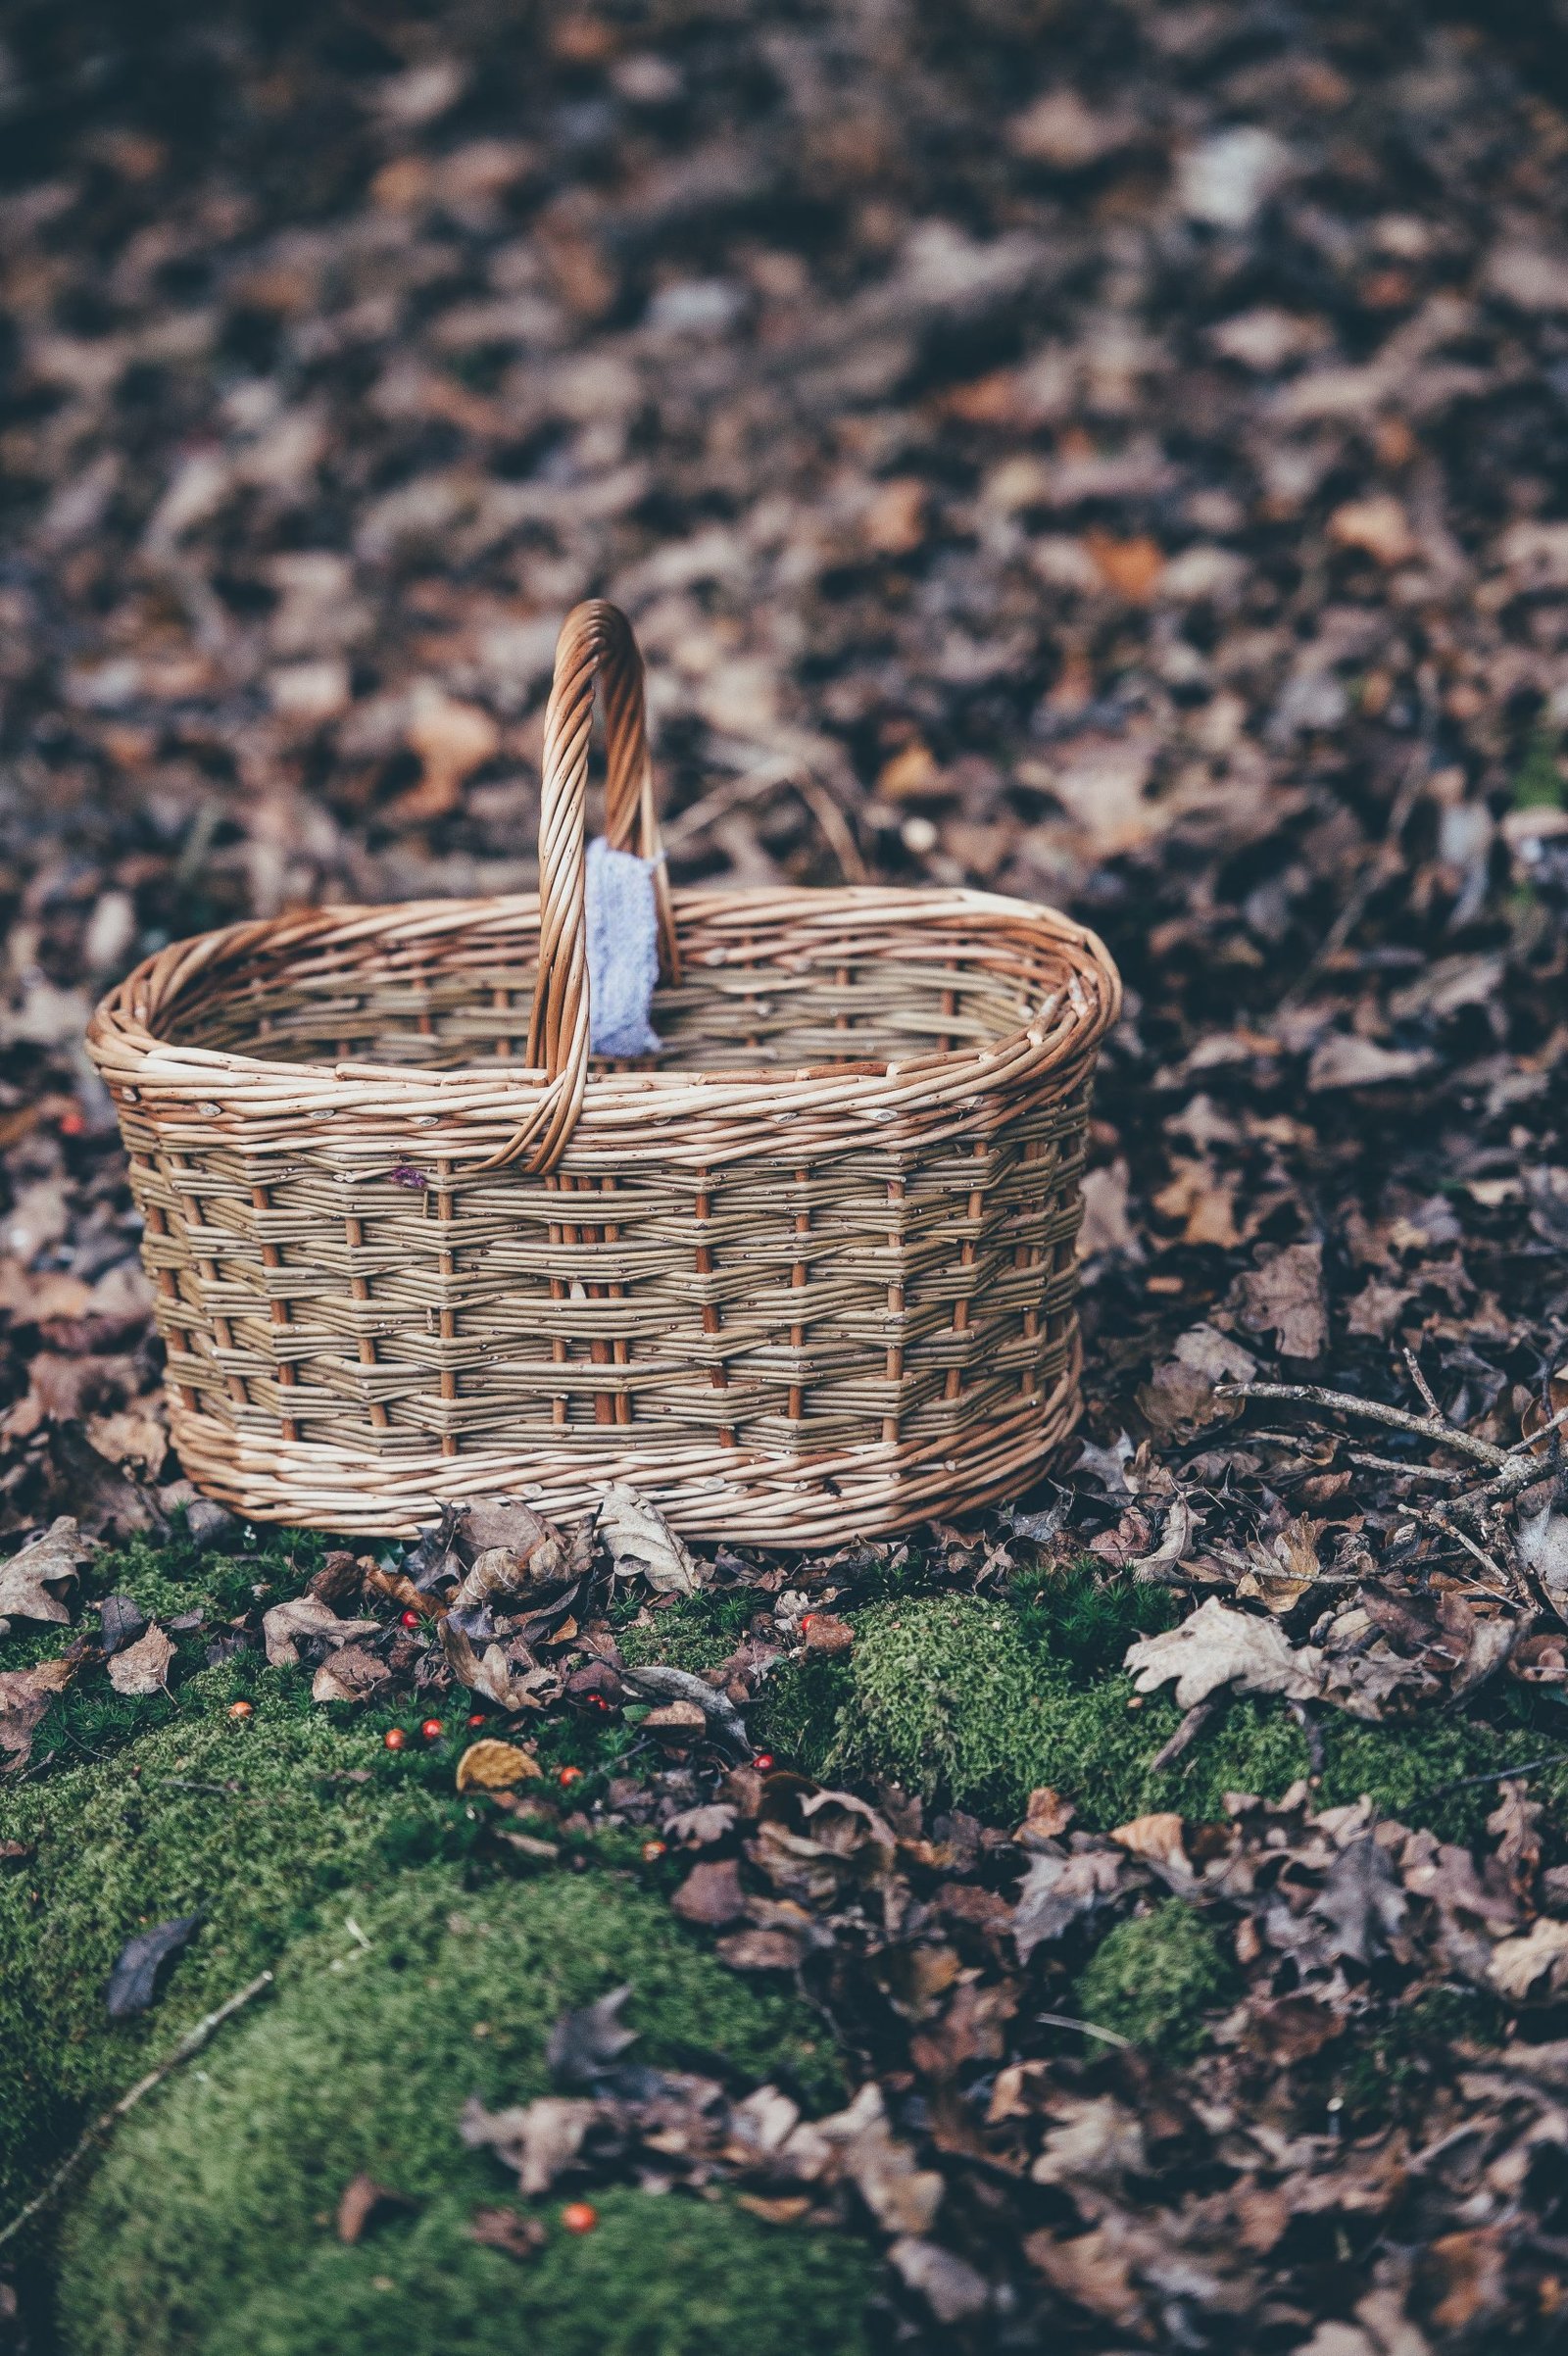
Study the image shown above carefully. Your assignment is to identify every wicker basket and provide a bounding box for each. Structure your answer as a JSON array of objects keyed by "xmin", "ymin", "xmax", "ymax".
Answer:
[{"xmin": 87, "ymin": 602, "xmax": 1120, "ymax": 1544}]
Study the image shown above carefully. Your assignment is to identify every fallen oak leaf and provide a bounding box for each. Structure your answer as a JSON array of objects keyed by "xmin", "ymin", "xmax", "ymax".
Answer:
[
  {"xmin": 106, "ymin": 1914, "xmax": 199, "ymax": 2018},
  {"xmin": 0, "ymin": 1655, "xmax": 77, "ymax": 1769},
  {"xmin": 336, "ymin": 2174, "xmax": 416, "ymax": 2244},
  {"xmin": 311, "ymin": 1643, "xmax": 391, "ymax": 1704},
  {"xmin": 262, "ymin": 1593, "xmax": 378, "ymax": 1668},
  {"xmin": 98, "ymin": 1593, "xmax": 147, "ymax": 1655},
  {"xmin": 459, "ymin": 2093, "xmax": 602, "ymax": 2195},
  {"xmin": 455, "ymin": 1739, "xmax": 542, "ymax": 1792},
  {"xmin": 596, "ymin": 1484, "xmax": 705, "ymax": 1595},
  {"xmin": 0, "ymin": 1515, "xmax": 94, "ymax": 1624},
  {"xmin": 888, "ymin": 2236, "xmax": 991, "ymax": 2325},
  {"xmin": 106, "ymin": 1623, "xmax": 175, "ymax": 1696},
  {"xmin": 438, "ymin": 1615, "xmax": 547, "ymax": 1711},
  {"xmin": 1489, "ymin": 1915, "xmax": 1568, "ymax": 2000},
  {"xmin": 1124, "ymin": 1595, "xmax": 1325, "ymax": 1710},
  {"xmin": 670, "ymin": 1857, "xmax": 747, "ymax": 1928},
  {"xmin": 1311, "ymin": 1834, "xmax": 1410, "ymax": 1965},
  {"xmin": 547, "ymin": 1986, "xmax": 639, "ymax": 2087},
  {"xmin": 1012, "ymin": 1845, "xmax": 1125, "ymax": 1962},
  {"xmin": 468, "ymin": 2206, "xmax": 547, "ymax": 2262}
]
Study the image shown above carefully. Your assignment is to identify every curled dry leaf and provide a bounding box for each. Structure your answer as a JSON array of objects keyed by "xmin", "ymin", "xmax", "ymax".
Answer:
[
  {"xmin": 311, "ymin": 1644, "xmax": 391, "ymax": 1704},
  {"xmin": 262, "ymin": 1593, "xmax": 378, "ymax": 1668},
  {"xmin": 596, "ymin": 1484, "xmax": 705, "ymax": 1595},
  {"xmin": 1488, "ymin": 1916, "xmax": 1568, "ymax": 2000},
  {"xmin": 1124, "ymin": 1595, "xmax": 1325, "ymax": 1710},
  {"xmin": 106, "ymin": 1622, "xmax": 175, "ymax": 1695},
  {"xmin": 455, "ymin": 1739, "xmax": 542, "ymax": 1792},
  {"xmin": 888, "ymin": 2236, "xmax": 991, "ymax": 2324},
  {"xmin": 1012, "ymin": 1845, "xmax": 1125, "ymax": 1962},
  {"xmin": 0, "ymin": 1515, "xmax": 94, "ymax": 1624},
  {"xmin": 0, "ymin": 1654, "xmax": 76, "ymax": 1768},
  {"xmin": 335, "ymin": 2174, "xmax": 416, "ymax": 2244},
  {"xmin": 460, "ymin": 2092, "xmax": 600, "ymax": 2196},
  {"xmin": 106, "ymin": 1913, "xmax": 199, "ymax": 2018},
  {"xmin": 438, "ymin": 1616, "xmax": 548, "ymax": 1711}
]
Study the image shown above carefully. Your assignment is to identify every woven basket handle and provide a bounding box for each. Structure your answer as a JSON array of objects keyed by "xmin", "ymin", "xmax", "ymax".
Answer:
[{"xmin": 497, "ymin": 601, "xmax": 680, "ymax": 1175}]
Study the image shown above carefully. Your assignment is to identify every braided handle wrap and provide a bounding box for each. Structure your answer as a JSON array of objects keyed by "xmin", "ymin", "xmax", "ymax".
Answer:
[{"xmin": 493, "ymin": 601, "xmax": 679, "ymax": 1175}]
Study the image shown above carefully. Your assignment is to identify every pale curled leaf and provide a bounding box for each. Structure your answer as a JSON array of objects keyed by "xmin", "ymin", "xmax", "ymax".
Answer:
[
  {"xmin": 106, "ymin": 1622, "xmax": 175, "ymax": 1696},
  {"xmin": 1124, "ymin": 1595, "xmax": 1325, "ymax": 1711},
  {"xmin": 0, "ymin": 1516, "xmax": 93, "ymax": 1625},
  {"xmin": 262, "ymin": 1593, "xmax": 378, "ymax": 1668},
  {"xmin": 311, "ymin": 1643, "xmax": 390, "ymax": 1704},
  {"xmin": 596, "ymin": 1484, "xmax": 705, "ymax": 1595},
  {"xmin": 459, "ymin": 2093, "xmax": 599, "ymax": 2196},
  {"xmin": 1489, "ymin": 1916, "xmax": 1568, "ymax": 2000}
]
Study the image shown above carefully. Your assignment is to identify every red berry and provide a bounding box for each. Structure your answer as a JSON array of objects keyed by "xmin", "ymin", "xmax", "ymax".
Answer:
[
  {"xmin": 558, "ymin": 1765, "xmax": 585, "ymax": 1788},
  {"xmin": 400, "ymin": 1608, "xmax": 420, "ymax": 1630},
  {"xmin": 585, "ymin": 1693, "xmax": 611, "ymax": 1712},
  {"xmin": 561, "ymin": 2202, "xmax": 598, "ymax": 2235},
  {"xmin": 800, "ymin": 1613, "xmax": 815, "ymax": 1629},
  {"xmin": 419, "ymin": 1718, "xmax": 444, "ymax": 1742},
  {"xmin": 227, "ymin": 1698, "xmax": 254, "ymax": 1720},
  {"xmin": 467, "ymin": 1711, "xmax": 486, "ymax": 1727},
  {"xmin": 59, "ymin": 1107, "xmax": 85, "ymax": 1136},
  {"xmin": 641, "ymin": 1839, "xmax": 666, "ymax": 1862},
  {"xmin": 383, "ymin": 1728, "xmax": 408, "ymax": 1751},
  {"xmin": 754, "ymin": 1752, "xmax": 775, "ymax": 1772}
]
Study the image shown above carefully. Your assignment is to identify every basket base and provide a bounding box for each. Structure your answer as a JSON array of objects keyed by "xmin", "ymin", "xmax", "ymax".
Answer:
[{"xmin": 165, "ymin": 1357, "xmax": 1082, "ymax": 1546}]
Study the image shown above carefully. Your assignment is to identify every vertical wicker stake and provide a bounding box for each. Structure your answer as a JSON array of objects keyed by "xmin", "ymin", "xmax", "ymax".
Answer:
[{"xmin": 87, "ymin": 600, "xmax": 1121, "ymax": 1544}]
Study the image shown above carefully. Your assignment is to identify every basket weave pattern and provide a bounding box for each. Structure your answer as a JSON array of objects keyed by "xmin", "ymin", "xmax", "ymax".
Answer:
[{"xmin": 88, "ymin": 605, "xmax": 1120, "ymax": 1543}]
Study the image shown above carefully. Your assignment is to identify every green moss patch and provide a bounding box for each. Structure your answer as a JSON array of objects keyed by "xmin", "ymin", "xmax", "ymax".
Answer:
[
  {"xmin": 1073, "ymin": 1901, "xmax": 1238, "ymax": 2060},
  {"xmin": 0, "ymin": 1694, "xmax": 460, "ymax": 2213},
  {"xmin": 57, "ymin": 1866, "xmax": 858, "ymax": 2356},
  {"xmin": 823, "ymin": 1592, "xmax": 1568, "ymax": 1840},
  {"xmin": 211, "ymin": 2188, "xmax": 875, "ymax": 2356}
]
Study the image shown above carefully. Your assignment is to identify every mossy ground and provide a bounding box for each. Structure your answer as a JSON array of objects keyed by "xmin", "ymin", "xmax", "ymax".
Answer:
[
  {"xmin": 1072, "ymin": 1900, "xmax": 1239, "ymax": 2059},
  {"xmin": 7, "ymin": 1534, "xmax": 1567, "ymax": 2349},
  {"xmin": 58, "ymin": 1865, "xmax": 862, "ymax": 2356}
]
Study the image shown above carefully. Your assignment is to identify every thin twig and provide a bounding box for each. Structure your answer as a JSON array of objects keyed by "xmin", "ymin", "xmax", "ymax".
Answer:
[
  {"xmin": 1433, "ymin": 1750, "xmax": 1568, "ymax": 1796},
  {"xmin": 0, "ymin": 1970, "xmax": 273, "ymax": 2251},
  {"xmin": 1347, "ymin": 1450, "xmax": 1466, "ymax": 1486},
  {"xmin": 1402, "ymin": 1346, "xmax": 1446, "ymax": 1426},
  {"xmin": 1035, "ymin": 2010, "xmax": 1134, "ymax": 2050},
  {"xmin": 1218, "ymin": 1383, "xmax": 1511, "ymax": 1470}
]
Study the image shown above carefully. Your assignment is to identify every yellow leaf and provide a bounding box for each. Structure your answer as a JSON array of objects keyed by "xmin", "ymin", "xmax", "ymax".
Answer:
[{"xmin": 455, "ymin": 1739, "xmax": 542, "ymax": 1792}]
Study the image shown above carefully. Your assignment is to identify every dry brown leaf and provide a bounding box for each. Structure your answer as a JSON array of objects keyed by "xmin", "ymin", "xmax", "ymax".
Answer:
[
  {"xmin": 1124, "ymin": 1596, "xmax": 1325, "ymax": 1709},
  {"xmin": 0, "ymin": 1517, "xmax": 93, "ymax": 1625},
  {"xmin": 311, "ymin": 1644, "xmax": 391, "ymax": 1704},
  {"xmin": 262, "ymin": 1593, "xmax": 378, "ymax": 1668},
  {"xmin": 1110, "ymin": 1813, "xmax": 1192, "ymax": 1875},
  {"xmin": 1488, "ymin": 1916, "xmax": 1568, "ymax": 2000},
  {"xmin": 596, "ymin": 1485, "xmax": 705, "ymax": 1595},
  {"xmin": 106, "ymin": 1622, "xmax": 175, "ymax": 1695}
]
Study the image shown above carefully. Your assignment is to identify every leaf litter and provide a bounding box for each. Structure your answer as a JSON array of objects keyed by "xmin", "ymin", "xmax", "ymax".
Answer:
[{"xmin": 6, "ymin": 0, "xmax": 1568, "ymax": 2340}]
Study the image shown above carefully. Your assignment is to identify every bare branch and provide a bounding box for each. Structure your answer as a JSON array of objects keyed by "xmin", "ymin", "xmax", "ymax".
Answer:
[
  {"xmin": 0, "ymin": 1970, "xmax": 273, "ymax": 2251},
  {"xmin": 1218, "ymin": 1382, "xmax": 1511, "ymax": 1469}
]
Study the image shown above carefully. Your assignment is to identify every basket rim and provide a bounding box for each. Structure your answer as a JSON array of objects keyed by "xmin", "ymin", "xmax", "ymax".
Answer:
[{"xmin": 86, "ymin": 881, "xmax": 1120, "ymax": 1163}]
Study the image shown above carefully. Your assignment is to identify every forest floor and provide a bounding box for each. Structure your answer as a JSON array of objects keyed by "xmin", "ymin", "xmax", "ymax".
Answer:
[{"xmin": 5, "ymin": 0, "xmax": 1568, "ymax": 2348}]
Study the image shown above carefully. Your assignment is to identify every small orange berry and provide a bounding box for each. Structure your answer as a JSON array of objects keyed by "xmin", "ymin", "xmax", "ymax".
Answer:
[
  {"xmin": 383, "ymin": 1728, "xmax": 408, "ymax": 1751},
  {"xmin": 419, "ymin": 1718, "xmax": 444, "ymax": 1742},
  {"xmin": 558, "ymin": 1765, "xmax": 585, "ymax": 1788},
  {"xmin": 466, "ymin": 1711, "xmax": 486, "ymax": 1727},
  {"xmin": 561, "ymin": 2202, "xmax": 598, "ymax": 2235},
  {"xmin": 641, "ymin": 1839, "xmax": 666, "ymax": 1862},
  {"xmin": 227, "ymin": 1698, "xmax": 254, "ymax": 1720}
]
